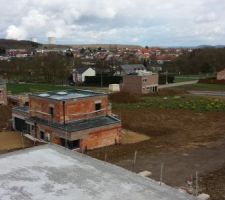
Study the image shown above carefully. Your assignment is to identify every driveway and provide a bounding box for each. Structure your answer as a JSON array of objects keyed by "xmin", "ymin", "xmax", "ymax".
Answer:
[{"xmin": 159, "ymin": 80, "xmax": 198, "ymax": 89}]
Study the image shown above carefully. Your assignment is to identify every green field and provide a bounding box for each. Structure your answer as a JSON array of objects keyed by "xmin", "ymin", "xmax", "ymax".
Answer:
[
  {"xmin": 113, "ymin": 95, "xmax": 225, "ymax": 113},
  {"xmin": 7, "ymin": 83, "xmax": 73, "ymax": 94},
  {"xmin": 7, "ymin": 83, "xmax": 108, "ymax": 94},
  {"xmin": 174, "ymin": 74, "xmax": 214, "ymax": 83},
  {"xmin": 178, "ymin": 83, "xmax": 225, "ymax": 92}
]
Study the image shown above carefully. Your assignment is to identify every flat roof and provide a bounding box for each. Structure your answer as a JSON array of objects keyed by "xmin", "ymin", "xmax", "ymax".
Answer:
[
  {"xmin": 29, "ymin": 115, "xmax": 120, "ymax": 133},
  {"xmin": 30, "ymin": 89, "xmax": 106, "ymax": 101},
  {"xmin": 0, "ymin": 145, "xmax": 195, "ymax": 200}
]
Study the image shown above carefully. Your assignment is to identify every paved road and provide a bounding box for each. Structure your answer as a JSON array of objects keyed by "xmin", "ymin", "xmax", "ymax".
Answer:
[
  {"xmin": 189, "ymin": 90, "xmax": 225, "ymax": 97},
  {"xmin": 159, "ymin": 80, "xmax": 198, "ymax": 89}
]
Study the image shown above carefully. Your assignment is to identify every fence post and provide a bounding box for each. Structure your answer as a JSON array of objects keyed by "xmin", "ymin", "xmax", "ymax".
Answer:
[
  {"xmin": 133, "ymin": 151, "xmax": 138, "ymax": 171},
  {"xmin": 160, "ymin": 163, "xmax": 164, "ymax": 186}
]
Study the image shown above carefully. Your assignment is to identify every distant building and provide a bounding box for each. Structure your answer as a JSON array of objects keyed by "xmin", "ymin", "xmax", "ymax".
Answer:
[
  {"xmin": 6, "ymin": 49, "xmax": 29, "ymax": 57},
  {"xmin": 217, "ymin": 68, "xmax": 225, "ymax": 80},
  {"xmin": 12, "ymin": 90, "xmax": 121, "ymax": 150},
  {"xmin": 48, "ymin": 37, "xmax": 56, "ymax": 45},
  {"xmin": 0, "ymin": 79, "xmax": 7, "ymax": 105},
  {"xmin": 116, "ymin": 64, "xmax": 147, "ymax": 76},
  {"xmin": 121, "ymin": 72, "xmax": 159, "ymax": 94},
  {"xmin": 72, "ymin": 67, "xmax": 96, "ymax": 83}
]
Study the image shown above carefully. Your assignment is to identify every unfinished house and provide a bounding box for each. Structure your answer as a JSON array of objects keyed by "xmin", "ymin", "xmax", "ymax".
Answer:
[
  {"xmin": 121, "ymin": 72, "xmax": 159, "ymax": 94},
  {"xmin": 0, "ymin": 79, "xmax": 7, "ymax": 105},
  {"xmin": 12, "ymin": 90, "xmax": 121, "ymax": 150}
]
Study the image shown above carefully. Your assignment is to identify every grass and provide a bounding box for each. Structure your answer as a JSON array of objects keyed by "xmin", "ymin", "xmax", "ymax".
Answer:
[
  {"xmin": 174, "ymin": 74, "xmax": 214, "ymax": 83},
  {"xmin": 112, "ymin": 95, "xmax": 225, "ymax": 113},
  {"xmin": 7, "ymin": 83, "xmax": 108, "ymax": 94},
  {"xmin": 7, "ymin": 83, "xmax": 73, "ymax": 94},
  {"xmin": 178, "ymin": 83, "xmax": 225, "ymax": 92}
]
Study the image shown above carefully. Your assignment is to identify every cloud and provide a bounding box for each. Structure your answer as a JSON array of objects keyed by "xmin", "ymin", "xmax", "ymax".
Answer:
[
  {"xmin": 6, "ymin": 25, "xmax": 27, "ymax": 40},
  {"xmin": 2, "ymin": 0, "xmax": 225, "ymax": 46}
]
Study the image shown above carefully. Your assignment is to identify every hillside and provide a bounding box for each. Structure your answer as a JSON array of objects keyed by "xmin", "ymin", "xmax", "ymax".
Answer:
[
  {"xmin": 71, "ymin": 44, "xmax": 142, "ymax": 49},
  {"xmin": 0, "ymin": 39, "xmax": 41, "ymax": 49}
]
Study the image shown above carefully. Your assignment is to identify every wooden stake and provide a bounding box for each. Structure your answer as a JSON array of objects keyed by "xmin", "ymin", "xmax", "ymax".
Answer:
[
  {"xmin": 21, "ymin": 132, "xmax": 24, "ymax": 149},
  {"xmin": 104, "ymin": 152, "xmax": 107, "ymax": 162},
  {"xmin": 195, "ymin": 171, "xmax": 198, "ymax": 197},
  {"xmin": 133, "ymin": 151, "xmax": 138, "ymax": 171},
  {"xmin": 160, "ymin": 163, "xmax": 164, "ymax": 186}
]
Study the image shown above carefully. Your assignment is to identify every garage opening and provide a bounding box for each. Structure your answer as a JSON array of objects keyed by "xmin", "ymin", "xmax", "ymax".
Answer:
[
  {"xmin": 61, "ymin": 138, "xmax": 80, "ymax": 150},
  {"xmin": 14, "ymin": 117, "xmax": 26, "ymax": 132}
]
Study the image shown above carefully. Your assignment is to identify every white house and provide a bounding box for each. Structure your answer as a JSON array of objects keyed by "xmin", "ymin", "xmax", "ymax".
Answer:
[{"xmin": 73, "ymin": 67, "xmax": 96, "ymax": 83}]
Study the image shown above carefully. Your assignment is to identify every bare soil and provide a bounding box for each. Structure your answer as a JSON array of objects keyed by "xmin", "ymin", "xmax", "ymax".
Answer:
[
  {"xmin": 121, "ymin": 129, "xmax": 150, "ymax": 144},
  {"xmin": 0, "ymin": 106, "xmax": 12, "ymax": 131},
  {"xmin": 0, "ymin": 132, "xmax": 39, "ymax": 154},
  {"xmin": 88, "ymin": 108, "xmax": 225, "ymax": 199}
]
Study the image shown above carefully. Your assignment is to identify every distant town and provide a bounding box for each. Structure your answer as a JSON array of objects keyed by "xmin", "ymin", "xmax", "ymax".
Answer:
[{"xmin": 0, "ymin": 37, "xmax": 225, "ymax": 200}]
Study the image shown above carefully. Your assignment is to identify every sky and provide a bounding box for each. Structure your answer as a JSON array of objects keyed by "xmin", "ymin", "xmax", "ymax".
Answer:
[{"xmin": 0, "ymin": 0, "xmax": 225, "ymax": 46}]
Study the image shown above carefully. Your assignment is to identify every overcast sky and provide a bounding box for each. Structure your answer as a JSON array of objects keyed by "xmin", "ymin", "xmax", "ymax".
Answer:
[{"xmin": 1, "ymin": 0, "xmax": 225, "ymax": 46}]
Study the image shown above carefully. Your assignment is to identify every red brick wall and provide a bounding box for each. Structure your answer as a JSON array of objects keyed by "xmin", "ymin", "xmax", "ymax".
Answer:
[
  {"xmin": 80, "ymin": 127, "xmax": 121, "ymax": 150},
  {"xmin": 30, "ymin": 95, "xmax": 111, "ymax": 123},
  {"xmin": 63, "ymin": 96, "xmax": 110, "ymax": 122}
]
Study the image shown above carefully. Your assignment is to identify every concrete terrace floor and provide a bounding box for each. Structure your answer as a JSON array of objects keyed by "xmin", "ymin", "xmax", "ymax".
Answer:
[{"xmin": 0, "ymin": 144, "xmax": 196, "ymax": 200}]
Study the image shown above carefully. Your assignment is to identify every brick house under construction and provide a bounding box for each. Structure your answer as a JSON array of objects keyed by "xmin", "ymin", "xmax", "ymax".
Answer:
[{"xmin": 12, "ymin": 90, "xmax": 121, "ymax": 150}]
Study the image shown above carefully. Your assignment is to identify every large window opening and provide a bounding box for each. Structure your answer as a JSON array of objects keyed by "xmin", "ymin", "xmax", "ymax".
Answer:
[
  {"xmin": 40, "ymin": 131, "xmax": 45, "ymax": 140},
  {"xmin": 49, "ymin": 106, "xmax": 54, "ymax": 117},
  {"xmin": 60, "ymin": 138, "xmax": 80, "ymax": 150},
  {"xmin": 95, "ymin": 103, "xmax": 101, "ymax": 111}
]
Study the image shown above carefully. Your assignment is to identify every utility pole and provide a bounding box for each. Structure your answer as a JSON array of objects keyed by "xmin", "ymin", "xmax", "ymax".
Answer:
[
  {"xmin": 100, "ymin": 70, "xmax": 103, "ymax": 88},
  {"xmin": 166, "ymin": 70, "xmax": 168, "ymax": 85},
  {"xmin": 65, "ymin": 126, "xmax": 68, "ymax": 150}
]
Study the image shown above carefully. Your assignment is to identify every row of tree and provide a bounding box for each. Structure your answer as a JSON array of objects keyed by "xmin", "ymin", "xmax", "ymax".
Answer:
[
  {"xmin": 0, "ymin": 53, "xmax": 73, "ymax": 84},
  {"xmin": 164, "ymin": 48, "xmax": 225, "ymax": 75}
]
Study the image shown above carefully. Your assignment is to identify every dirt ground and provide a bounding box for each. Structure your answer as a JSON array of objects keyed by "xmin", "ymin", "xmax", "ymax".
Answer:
[
  {"xmin": 0, "ymin": 106, "xmax": 12, "ymax": 131},
  {"xmin": 88, "ymin": 108, "xmax": 225, "ymax": 199},
  {"xmin": 121, "ymin": 129, "xmax": 150, "ymax": 144},
  {"xmin": 200, "ymin": 166, "xmax": 225, "ymax": 200},
  {"xmin": 0, "ymin": 132, "xmax": 38, "ymax": 154}
]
